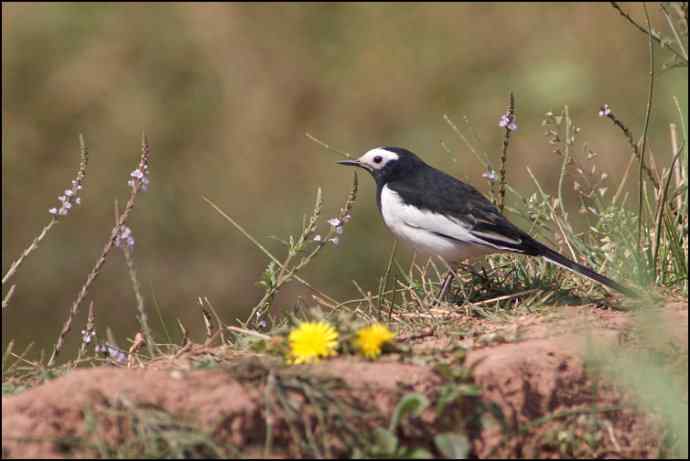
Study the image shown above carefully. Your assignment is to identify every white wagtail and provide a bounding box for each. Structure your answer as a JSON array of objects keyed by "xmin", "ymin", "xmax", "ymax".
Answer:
[{"xmin": 338, "ymin": 146, "xmax": 635, "ymax": 298}]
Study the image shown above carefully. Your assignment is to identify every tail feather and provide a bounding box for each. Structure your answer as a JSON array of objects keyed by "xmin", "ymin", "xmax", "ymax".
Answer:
[{"xmin": 535, "ymin": 244, "xmax": 637, "ymax": 297}]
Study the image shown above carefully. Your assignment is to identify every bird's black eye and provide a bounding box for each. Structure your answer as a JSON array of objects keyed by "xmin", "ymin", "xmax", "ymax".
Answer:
[{"xmin": 373, "ymin": 155, "xmax": 383, "ymax": 164}]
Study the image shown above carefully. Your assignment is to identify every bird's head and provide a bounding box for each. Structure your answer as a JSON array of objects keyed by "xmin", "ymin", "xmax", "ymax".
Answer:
[{"xmin": 337, "ymin": 147, "xmax": 423, "ymax": 182}]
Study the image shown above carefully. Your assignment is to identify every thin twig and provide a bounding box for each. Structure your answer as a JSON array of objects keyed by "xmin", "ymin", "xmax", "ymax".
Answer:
[
  {"xmin": 78, "ymin": 300, "xmax": 96, "ymax": 359},
  {"xmin": 396, "ymin": 328, "xmax": 435, "ymax": 342},
  {"xmin": 498, "ymin": 92, "xmax": 515, "ymax": 213},
  {"xmin": 48, "ymin": 134, "xmax": 151, "ymax": 366},
  {"xmin": 660, "ymin": 2, "xmax": 688, "ymax": 61},
  {"xmin": 316, "ymin": 287, "xmax": 408, "ymax": 310},
  {"xmin": 606, "ymin": 421, "xmax": 622, "ymax": 453},
  {"xmin": 605, "ymin": 112, "xmax": 659, "ymax": 190},
  {"xmin": 464, "ymin": 288, "xmax": 541, "ymax": 309},
  {"xmin": 553, "ymin": 214, "xmax": 578, "ymax": 261},
  {"xmin": 2, "ymin": 219, "xmax": 57, "ymax": 286},
  {"xmin": 3, "ymin": 135, "xmax": 88, "ymax": 286},
  {"xmin": 305, "ymin": 132, "xmax": 353, "ymax": 158},
  {"xmin": 263, "ymin": 371, "xmax": 276, "ymax": 457},
  {"xmin": 115, "ymin": 201, "xmax": 155, "ymax": 357},
  {"xmin": 443, "ymin": 114, "xmax": 491, "ymax": 168},
  {"xmin": 226, "ymin": 325, "xmax": 272, "ymax": 340},
  {"xmin": 610, "ymin": 2, "xmax": 688, "ymax": 65}
]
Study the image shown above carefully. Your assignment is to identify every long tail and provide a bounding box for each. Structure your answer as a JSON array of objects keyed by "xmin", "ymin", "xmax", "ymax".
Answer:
[{"xmin": 535, "ymin": 244, "xmax": 637, "ymax": 297}]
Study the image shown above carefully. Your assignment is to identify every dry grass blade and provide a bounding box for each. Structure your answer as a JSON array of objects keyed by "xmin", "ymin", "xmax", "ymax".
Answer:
[
  {"xmin": 652, "ymin": 149, "xmax": 683, "ymax": 277},
  {"xmin": 305, "ymin": 132, "xmax": 353, "ymax": 158},
  {"xmin": 443, "ymin": 113, "xmax": 491, "ymax": 168},
  {"xmin": 669, "ymin": 123, "xmax": 684, "ymax": 211},
  {"xmin": 176, "ymin": 318, "xmax": 190, "ymax": 346},
  {"xmin": 201, "ymin": 296, "xmax": 226, "ymax": 343},
  {"xmin": 226, "ymin": 325, "xmax": 272, "ymax": 340},
  {"xmin": 2, "ymin": 284, "xmax": 16, "ymax": 310},
  {"xmin": 198, "ymin": 297, "xmax": 215, "ymax": 342},
  {"xmin": 2, "ymin": 219, "xmax": 57, "ymax": 287},
  {"xmin": 376, "ymin": 240, "xmax": 397, "ymax": 318}
]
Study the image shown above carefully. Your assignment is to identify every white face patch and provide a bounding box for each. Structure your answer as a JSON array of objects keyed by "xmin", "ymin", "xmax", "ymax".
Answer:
[{"xmin": 357, "ymin": 147, "xmax": 399, "ymax": 171}]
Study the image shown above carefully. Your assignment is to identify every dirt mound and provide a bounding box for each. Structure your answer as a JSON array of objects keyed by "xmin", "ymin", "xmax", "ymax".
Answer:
[
  {"xmin": 3, "ymin": 303, "xmax": 686, "ymax": 458},
  {"xmin": 2, "ymin": 368, "xmax": 259, "ymax": 458},
  {"xmin": 468, "ymin": 338, "xmax": 658, "ymax": 458}
]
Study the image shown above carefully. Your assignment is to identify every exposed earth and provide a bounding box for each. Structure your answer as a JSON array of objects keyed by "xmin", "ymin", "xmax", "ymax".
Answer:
[{"xmin": 3, "ymin": 301, "xmax": 687, "ymax": 458}]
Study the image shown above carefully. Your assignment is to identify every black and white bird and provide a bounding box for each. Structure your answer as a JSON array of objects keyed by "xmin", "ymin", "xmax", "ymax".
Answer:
[{"xmin": 337, "ymin": 146, "xmax": 634, "ymax": 298}]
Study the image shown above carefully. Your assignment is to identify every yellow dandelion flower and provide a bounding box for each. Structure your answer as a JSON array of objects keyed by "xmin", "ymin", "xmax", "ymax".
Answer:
[
  {"xmin": 288, "ymin": 321, "xmax": 339, "ymax": 364},
  {"xmin": 354, "ymin": 323, "xmax": 395, "ymax": 359}
]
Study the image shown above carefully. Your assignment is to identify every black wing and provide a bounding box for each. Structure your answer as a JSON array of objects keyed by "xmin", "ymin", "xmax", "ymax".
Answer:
[
  {"xmin": 388, "ymin": 164, "xmax": 635, "ymax": 296},
  {"xmin": 387, "ymin": 165, "xmax": 538, "ymax": 254}
]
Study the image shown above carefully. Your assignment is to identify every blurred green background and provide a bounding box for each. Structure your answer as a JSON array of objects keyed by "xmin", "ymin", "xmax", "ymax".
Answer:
[{"xmin": 2, "ymin": 3, "xmax": 687, "ymax": 356}]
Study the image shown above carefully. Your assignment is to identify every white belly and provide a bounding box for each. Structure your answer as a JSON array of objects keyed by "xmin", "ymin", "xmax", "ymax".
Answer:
[{"xmin": 380, "ymin": 185, "xmax": 497, "ymax": 262}]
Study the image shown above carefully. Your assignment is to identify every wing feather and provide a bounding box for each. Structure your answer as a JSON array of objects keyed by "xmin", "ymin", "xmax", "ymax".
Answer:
[{"xmin": 387, "ymin": 170, "xmax": 534, "ymax": 254}]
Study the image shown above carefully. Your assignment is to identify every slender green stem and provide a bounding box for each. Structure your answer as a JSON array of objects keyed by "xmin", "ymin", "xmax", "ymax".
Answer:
[
  {"xmin": 638, "ymin": 3, "xmax": 655, "ymax": 248},
  {"xmin": 558, "ymin": 105, "xmax": 571, "ymax": 222}
]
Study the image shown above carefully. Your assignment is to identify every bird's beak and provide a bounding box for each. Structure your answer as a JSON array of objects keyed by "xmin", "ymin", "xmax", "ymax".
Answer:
[{"xmin": 337, "ymin": 159, "xmax": 372, "ymax": 172}]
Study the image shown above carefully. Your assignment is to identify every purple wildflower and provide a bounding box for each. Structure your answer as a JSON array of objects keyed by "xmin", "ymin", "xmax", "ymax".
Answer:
[
  {"xmin": 49, "ymin": 180, "xmax": 84, "ymax": 217},
  {"xmin": 499, "ymin": 112, "xmax": 517, "ymax": 131},
  {"xmin": 598, "ymin": 104, "xmax": 611, "ymax": 117},
  {"xmin": 482, "ymin": 169, "xmax": 498, "ymax": 182},
  {"xmin": 327, "ymin": 217, "xmax": 345, "ymax": 236},
  {"xmin": 95, "ymin": 343, "xmax": 128, "ymax": 364},
  {"xmin": 114, "ymin": 225, "xmax": 135, "ymax": 249},
  {"xmin": 128, "ymin": 165, "xmax": 150, "ymax": 192},
  {"xmin": 81, "ymin": 329, "xmax": 95, "ymax": 344}
]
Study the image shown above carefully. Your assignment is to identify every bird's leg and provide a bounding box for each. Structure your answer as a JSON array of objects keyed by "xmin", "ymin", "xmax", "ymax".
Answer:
[{"xmin": 437, "ymin": 269, "xmax": 455, "ymax": 303}]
